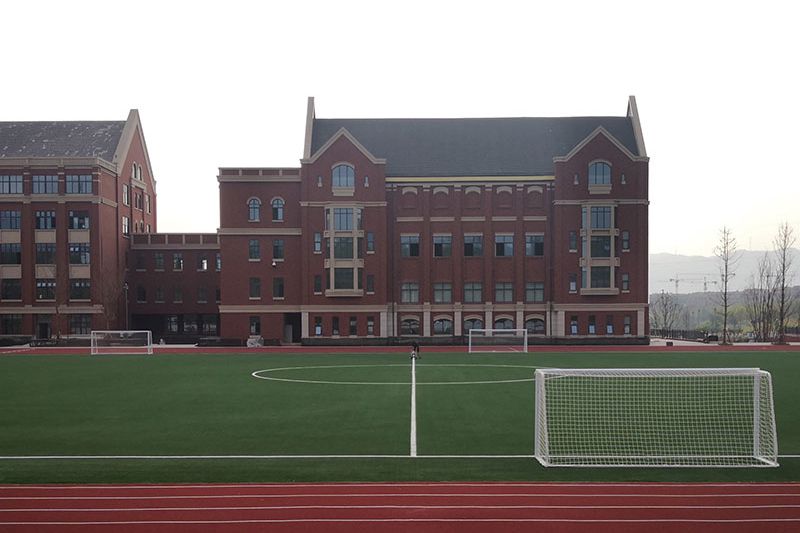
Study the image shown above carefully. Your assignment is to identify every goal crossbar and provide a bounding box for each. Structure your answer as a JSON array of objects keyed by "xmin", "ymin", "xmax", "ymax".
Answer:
[
  {"xmin": 534, "ymin": 367, "xmax": 778, "ymax": 468},
  {"xmin": 468, "ymin": 328, "xmax": 528, "ymax": 353},
  {"xmin": 90, "ymin": 330, "xmax": 154, "ymax": 355}
]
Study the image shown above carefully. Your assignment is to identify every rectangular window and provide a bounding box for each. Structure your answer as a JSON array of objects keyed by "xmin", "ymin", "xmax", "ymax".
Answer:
[
  {"xmin": 606, "ymin": 315, "xmax": 614, "ymax": 335},
  {"xmin": 334, "ymin": 268, "xmax": 354, "ymax": 289},
  {"xmin": 174, "ymin": 287, "xmax": 183, "ymax": 303},
  {"xmin": 122, "ymin": 216, "xmax": 130, "ymax": 236},
  {"xmin": 32, "ymin": 175, "xmax": 58, "ymax": 194},
  {"xmin": 155, "ymin": 287, "xmax": 165, "ymax": 303},
  {"xmin": 333, "ymin": 208, "xmax": 353, "ymax": 230},
  {"xmin": 184, "ymin": 314, "xmax": 198, "ymax": 334},
  {"xmin": 464, "ymin": 234, "xmax": 483, "ymax": 257},
  {"xmin": 34, "ymin": 211, "xmax": 56, "ymax": 230},
  {"xmin": 367, "ymin": 232, "xmax": 375, "ymax": 252},
  {"xmin": 463, "ymin": 282, "xmax": 482, "ymax": 303},
  {"xmin": 495, "ymin": 234, "xmax": 513, "ymax": 257},
  {"xmin": 590, "ymin": 235, "xmax": 611, "ymax": 257},
  {"xmin": 69, "ymin": 279, "xmax": 91, "ymax": 300},
  {"xmin": 569, "ymin": 231, "xmax": 577, "ymax": 252},
  {"xmin": 0, "ymin": 175, "xmax": 23, "ymax": 194},
  {"xmin": 333, "ymin": 237, "xmax": 353, "ymax": 259},
  {"xmin": 314, "ymin": 316, "xmax": 323, "ymax": 336},
  {"xmin": 313, "ymin": 232, "xmax": 322, "ymax": 253},
  {"xmin": 0, "ymin": 210, "xmax": 21, "ymax": 229},
  {"xmin": 349, "ymin": 316, "xmax": 357, "ymax": 336},
  {"xmin": 314, "ymin": 275, "xmax": 322, "ymax": 294},
  {"xmin": 249, "ymin": 316, "xmax": 261, "ymax": 335},
  {"xmin": 367, "ymin": 316, "xmax": 375, "ymax": 336},
  {"xmin": 145, "ymin": 195, "xmax": 151, "ymax": 214},
  {"xmin": 216, "ymin": 253, "xmax": 222, "ymax": 271},
  {"xmin": 69, "ymin": 314, "xmax": 92, "ymax": 335},
  {"xmin": 525, "ymin": 282, "xmax": 545, "ymax": 303},
  {"xmin": 173, "ymin": 253, "xmax": 183, "ymax": 271},
  {"xmin": 366, "ymin": 274, "xmax": 375, "ymax": 293},
  {"xmin": 400, "ymin": 235, "xmax": 420, "ymax": 257},
  {"xmin": 624, "ymin": 315, "xmax": 632, "ymax": 335},
  {"xmin": 249, "ymin": 239, "xmax": 260, "ymax": 260},
  {"xmin": 588, "ymin": 315, "xmax": 596, "ymax": 335},
  {"xmin": 1, "ymin": 279, "xmax": 21, "ymax": 300},
  {"xmin": 68, "ymin": 210, "xmax": 89, "ymax": 229},
  {"xmin": 249, "ymin": 277, "xmax": 261, "ymax": 298},
  {"xmin": 36, "ymin": 243, "xmax": 56, "ymax": 264},
  {"xmin": 570, "ymin": 316, "xmax": 578, "ymax": 335},
  {"xmin": 122, "ymin": 184, "xmax": 130, "ymax": 205},
  {"xmin": 433, "ymin": 235, "xmax": 452, "ymax": 257},
  {"xmin": 136, "ymin": 285, "xmax": 146, "ymax": 303},
  {"xmin": 1, "ymin": 314, "xmax": 22, "ymax": 334},
  {"xmin": 400, "ymin": 282, "xmax": 419, "ymax": 303},
  {"xmin": 273, "ymin": 277, "xmax": 284, "ymax": 298},
  {"xmin": 495, "ymin": 282, "xmax": 513, "ymax": 303},
  {"xmin": 166, "ymin": 315, "xmax": 179, "ymax": 333},
  {"xmin": 135, "ymin": 253, "xmax": 145, "ymax": 270},
  {"xmin": 135, "ymin": 193, "xmax": 142, "ymax": 210},
  {"xmin": 590, "ymin": 206, "xmax": 612, "ymax": 229},
  {"xmin": 591, "ymin": 266, "xmax": 611, "ymax": 288},
  {"xmin": 622, "ymin": 230, "xmax": 630, "ymax": 251},
  {"xmin": 36, "ymin": 279, "xmax": 56, "ymax": 300},
  {"xmin": 0, "ymin": 243, "xmax": 21, "ymax": 264},
  {"xmin": 66, "ymin": 174, "xmax": 92, "ymax": 194},
  {"xmin": 525, "ymin": 234, "xmax": 544, "ymax": 256},
  {"xmin": 154, "ymin": 252, "xmax": 164, "ymax": 270},
  {"xmin": 68, "ymin": 243, "xmax": 90, "ymax": 265},
  {"xmin": 332, "ymin": 317, "xmax": 340, "ymax": 336},
  {"xmin": 568, "ymin": 273, "xmax": 577, "ymax": 293},
  {"xmin": 215, "ymin": 287, "xmax": 221, "ymax": 302},
  {"xmin": 433, "ymin": 282, "xmax": 453, "ymax": 303},
  {"xmin": 273, "ymin": 239, "xmax": 285, "ymax": 260},
  {"xmin": 622, "ymin": 273, "xmax": 630, "ymax": 291}
]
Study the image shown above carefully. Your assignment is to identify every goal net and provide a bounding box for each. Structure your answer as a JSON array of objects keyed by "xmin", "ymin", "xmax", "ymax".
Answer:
[
  {"xmin": 90, "ymin": 330, "xmax": 154, "ymax": 355},
  {"xmin": 468, "ymin": 329, "xmax": 528, "ymax": 353},
  {"xmin": 534, "ymin": 368, "xmax": 778, "ymax": 467}
]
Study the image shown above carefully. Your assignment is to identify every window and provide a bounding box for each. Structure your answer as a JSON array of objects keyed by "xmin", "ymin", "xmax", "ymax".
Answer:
[
  {"xmin": 122, "ymin": 184, "xmax": 130, "ymax": 205},
  {"xmin": 588, "ymin": 315, "xmax": 596, "ymax": 335},
  {"xmin": 622, "ymin": 273, "xmax": 630, "ymax": 291},
  {"xmin": 525, "ymin": 234, "xmax": 544, "ymax": 256},
  {"xmin": 197, "ymin": 287, "xmax": 208, "ymax": 303},
  {"xmin": 590, "ymin": 206, "xmax": 612, "ymax": 229},
  {"xmin": 215, "ymin": 287, "xmax": 221, "ymax": 302},
  {"xmin": 249, "ymin": 239, "xmax": 260, "ymax": 260},
  {"xmin": 311, "ymin": 274, "xmax": 322, "ymax": 294},
  {"xmin": 464, "ymin": 235, "xmax": 483, "ymax": 256},
  {"xmin": 591, "ymin": 266, "xmax": 611, "ymax": 288},
  {"xmin": 135, "ymin": 253, "xmax": 145, "ymax": 270},
  {"xmin": 249, "ymin": 277, "xmax": 261, "ymax": 298},
  {"xmin": 0, "ymin": 175, "xmax": 23, "ymax": 194},
  {"xmin": 35, "ymin": 244, "xmax": 55, "ymax": 264},
  {"xmin": 35, "ymin": 211, "xmax": 56, "ymax": 230},
  {"xmin": 155, "ymin": 287, "xmax": 165, "ymax": 302},
  {"xmin": 333, "ymin": 208, "xmax": 353, "ymax": 230},
  {"xmin": 621, "ymin": 230, "xmax": 630, "ymax": 251},
  {"xmin": 173, "ymin": 253, "xmax": 183, "ymax": 271},
  {"xmin": 367, "ymin": 316, "xmax": 375, "ymax": 336},
  {"xmin": 433, "ymin": 318, "xmax": 453, "ymax": 335},
  {"xmin": 400, "ymin": 282, "xmax": 419, "ymax": 303},
  {"xmin": 400, "ymin": 235, "xmax": 420, "ymax": 257},
  {"xmin": 570, "ymin": 316, "xmax": 578, "ymax": 335},
  {"xmin": 136, "ymin": 285, "xmax": 146, "ymax": 303},
  {"xmin": 624, "ymin": 315, "xmax": 632, "ymax": 335},
  {"xmin": 526, "ymin": 318, "xmax": 546, "ymax": 335},
  {"xmin": 1, "ymin": 314, "xmax": 22, "ymax": 334},
  {"xmin": 173, "ymin": 287, "xmax": 183, "ymax": 303},
  {"xmin": 334, "ymin": 268, "xmax": 354, "ymax": 289},
  {"xmin": 525, "ymin": 282, "xmax": 544, "ymax": 303},
  {"xmin": 154, "ymin": 252, "xmax": 164, "ymax": 270},
  {"xmin": 32, "ymin": 175, "xmax": 58, "ymax": 194},
  {"xmin": 606, "ymin": 315, "xmax": 614, "ymax": 335},
  {"xmin": 366, "ymin": 274, "xmax": 375, "ymax": 293},
  {"xmin": 66, "ymin": 174, "xmax": 92, "ymax": 194},
  {"xmin": 349, "ymin": 316, "xmax": 357, "ymax": 336},
  {"xmin": 568, "ymin": 273, "xmax": 577, "ymax": 293},
  {"xmin": 494, "ymin": 318, "xmax": 514, "ymax": 329},
  {"xmin": 463, "ymin": 282, "xmax": 482, "ymax": 303},
  {"xmin": 569, "ymin": 231, "xmax": 578, "ymax": 252},
  {"xmin": 332, "ymin": 317, "xmax": 340, "ymax": 336},
  {"xmin": 122, "ymin": 216, "xmax": 130, "ymax": 236},
  {"xmin": 36, "ymin": 279, "xmax": 56, "ymax": 300},
  {"xmin": 70, "ymin": 314, "xmax": 92, "ymax": 335},
  {"xmin": 495, "ymin": 282, "xmax": 513, "ymax": 303},
  {"xmin": 216, "ymin": 253, "xmax": 222, "ymax": 271},
  {"xmin": 248, "ymin": 198, "xmax": 261, "ymax": 221},
  {"xmin": 433, "ymin": 282, "xmax": 452, "ymax": 303},
  {"xmin": 314, "ymin": 316, "xmax": 323, "ymax": 336},
  {"xmin": 400, "ymin": 318, "xmax": 419, "ymax": 335},
  {"xmin": 590, "ymin": 235, "xmax": 611, "ymax": 257},
  {"xmin": 581, "ymin": 267, "xmax": 587, "ymax": 289},
  {"xmin": 273, "ymin": 277, "xmax": 284, "ymax": 298},
  {"xmin": 332, "ymin": 164, "xmax": 355, "ymax": 188},
  {"xmin": 313, "ymin": 232, "xmax": 322, "ymax": 253},
  {"xmin": 333, "ymin": 237, "xmax": 353, "ymax": 259},
  {"xmin": 0, "ymin": 243, "xmax": 21, "ymax": 264},
  {"xmin": 69, "ymin": 279, "xmax": 91, "ymax": 300},
  {"xmin": 464, "ymin": 317, "xmax": 483, "ymax": 332},
  {"xmin": 366, "ymin": 232, "xmax": 375, "ymax": 252},
  {"xmin": 145, "ymin": 195, "xmax": 151, "ymax": 214},
  {"xmin": 272, "ymin": 198, "xmax": 284, "ymax": 221},
  {"xmin": 134, "ymin": 193, "xmax": 143, "ymax": 210},
  {"xmin": 183, "ymin": 315, "xmax": 198, "ymax": 334},
  {"xmin": 0, "ymin": 210, "xmax": 21, "ymax": 229},
  {"xmin": 68, "ymin": 210, "xmax": 89, "ymax": 229},
  {"xmin": 588, "ymin": 162, "xmax": 612, "ymax": 185},
  {"xmin": 495, "ymin": 234, "xmax": 513, "ymax": 257},
  {"xmin": 433, "ymin": 235, "xmax": 452, "ymax": 257},
  {"xmin": 1, "ymin": 279, "xmax": 21, "ymax": 300},
  {"xmin": 249, "ymin": 316, "xmax": 261, "ymax": 335},
  {"xmin": 68, "ymin": 244, "xmax": 90, "ymax": 264}
]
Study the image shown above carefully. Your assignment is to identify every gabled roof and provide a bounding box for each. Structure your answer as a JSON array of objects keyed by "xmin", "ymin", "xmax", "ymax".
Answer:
[
  {"xmin": 0, "ymin": 121, "xmax": 126, "ymax": 161},
  {"xmin": 310, "ymin": 115, "xmax": 640, "ymax": 177}
]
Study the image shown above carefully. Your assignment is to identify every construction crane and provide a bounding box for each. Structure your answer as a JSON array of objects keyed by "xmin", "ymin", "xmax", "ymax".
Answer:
[{"xmin": 663, "ymin": 274, "xmax": 720, "ymax": 294}]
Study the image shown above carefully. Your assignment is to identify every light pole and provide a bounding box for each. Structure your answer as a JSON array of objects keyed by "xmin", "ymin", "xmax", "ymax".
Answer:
[{"xmin": 123, "ymin": 282, "xmax": 129, "ymax": 330}]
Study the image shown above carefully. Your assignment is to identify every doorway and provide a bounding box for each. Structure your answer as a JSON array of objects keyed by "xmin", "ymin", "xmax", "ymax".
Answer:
[
  {"xmin": 36, "ymin": 315, "xmax": 52, "ymax": 340},
  {"xmin": 283, "ymin": 313, "xmax": 302, "ymax": 343}
]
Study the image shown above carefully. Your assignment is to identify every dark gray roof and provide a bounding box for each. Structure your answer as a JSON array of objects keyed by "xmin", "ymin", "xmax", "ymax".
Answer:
[
  {"xmin": 0, "ymin": 121, "xmax": 126, "ymax": 160},
  {"xmin": 311, "ymin": 116, "xmax": 639, "ymax": 177}
]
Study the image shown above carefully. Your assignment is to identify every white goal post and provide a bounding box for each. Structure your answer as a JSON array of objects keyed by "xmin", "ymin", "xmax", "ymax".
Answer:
[
  {"xmin": 534, "ymin": 368, "xmax": 778, "ymax": 468},
  {"xmin": 468, "ymin": 329, "xmax": 528, "ymax": 353},
  {"xmin": 90, "ymin": 330, "xmax": 154, "ymax": 355}
]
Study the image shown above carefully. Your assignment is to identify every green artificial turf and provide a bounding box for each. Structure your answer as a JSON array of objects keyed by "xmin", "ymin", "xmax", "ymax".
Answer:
[{"xmin": 1, "ymin": 350, "xmax": 799, "ymax": 483}]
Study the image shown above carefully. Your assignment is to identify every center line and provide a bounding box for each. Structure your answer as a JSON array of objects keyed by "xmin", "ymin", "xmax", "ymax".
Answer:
[{"xmin": 410, "ymin": 356, "xmax": 417, "ymax": 457}]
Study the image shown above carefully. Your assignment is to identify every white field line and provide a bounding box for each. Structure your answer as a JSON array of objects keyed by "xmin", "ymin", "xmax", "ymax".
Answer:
[
  {"xmin": 410, "ymin": 357, "xmax": 417, "ymax": 457},
  {"xmin": 2, "ymin": 518, "xmax": 800, "ymax": 525},
  {"xmin": 4, "ymin": 493, "xmax": 800, "ymax": 500},
  {"xmin": 4, "ymin": 454, "xmax": 800, "ymax": 459}
]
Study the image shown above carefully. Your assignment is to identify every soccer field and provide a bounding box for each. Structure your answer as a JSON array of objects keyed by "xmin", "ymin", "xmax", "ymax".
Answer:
[{"xmin": 1, "ymin": 349, "xmax": 799, "ymax": 484}]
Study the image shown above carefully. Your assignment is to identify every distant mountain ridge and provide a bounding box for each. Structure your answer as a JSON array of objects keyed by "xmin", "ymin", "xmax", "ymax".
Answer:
[{"xmin": 650, "ymin": 248, "xmax": 800, "ymax": 294}]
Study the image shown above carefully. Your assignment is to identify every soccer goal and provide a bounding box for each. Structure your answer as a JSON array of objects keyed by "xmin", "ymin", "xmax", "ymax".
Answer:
[
  {"xmin": 90, "ymin": 330, "xmax": 154, "ymax": 355},
  {"xmin": 534, "ymin": 368, "xmax": 778, "ymax": 467},
  {"xmin": 468, "ymin": 329, "xmax": 528, "ymax": 353}
]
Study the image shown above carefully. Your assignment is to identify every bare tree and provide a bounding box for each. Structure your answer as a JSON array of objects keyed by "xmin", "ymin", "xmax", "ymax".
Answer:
[
  {"xmin": 743, "ymin": 253, "xmax": 777, "ymax": 341},
  {"xmin": 97, "ymin": 267, "xmax": 126, "ymax": 329},
  {"xmin": 773, "ymin": 222, "xmax": 796, "ymax": 344},
  {"xmin": 714, "ymin": 226, "xmax": 739, "ymax": 344},
  {"xmin": 650, "ymin": 290, "xmax": 681, "ymax": 336}
]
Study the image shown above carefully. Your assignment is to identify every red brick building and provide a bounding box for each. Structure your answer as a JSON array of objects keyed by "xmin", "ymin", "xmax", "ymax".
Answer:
[{"xmin": 216, "ymin": 97, "xmax": 649, "ymax": 344}]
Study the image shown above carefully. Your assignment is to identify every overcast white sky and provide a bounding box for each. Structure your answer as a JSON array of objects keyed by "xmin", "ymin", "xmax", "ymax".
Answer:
[{"xmin": 3, "ymin": 0, "xmax": 798, "ymax": 256}]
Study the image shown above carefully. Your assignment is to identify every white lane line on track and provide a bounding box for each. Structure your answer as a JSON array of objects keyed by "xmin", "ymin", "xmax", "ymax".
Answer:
[
  {"xmin": 4, "ymin": 493, "xmax": 800, "ymax": 500},
  {"xmin": 410, "ymin": 357, "xmax": 417, "ymax": 457}
]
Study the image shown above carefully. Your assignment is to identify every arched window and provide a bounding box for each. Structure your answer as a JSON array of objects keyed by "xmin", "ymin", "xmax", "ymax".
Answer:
[
  {"xmin": 271, "ymin": 198, "xmax": 284, "ymax": 221},
  {"xmin": 463, "ymin": 317, "xmax": 483, "ymax": 333},
  {"xmin": 433, "ymin": 318, "xmax": 453, "ymax": 335},
  {"xmin": 525, "ymin": 318, "xmax": 546, "ymax": 335},
  {"xmin": 247, "ymin": 198, "xmax": 261, "ymax": 222},
  {"xmin": 400, "ymin": 318, "xmax": 420, "ymax": 336},
  {"xmin": 494, "ymin": 317, "xmax": 514, "ymax": 330},
  {"xmin": 588, "ymin": 162, "xmax": 611, "ymax": 185},
  {"xmin": 332, "ymin": 164, "xmax": 355, "ymax": 188}
]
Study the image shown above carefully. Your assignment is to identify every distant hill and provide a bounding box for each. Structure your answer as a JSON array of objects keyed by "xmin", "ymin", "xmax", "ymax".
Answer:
[{"xmin": 650, "ymin": 248, "xmax": 800, "ymax": 294}]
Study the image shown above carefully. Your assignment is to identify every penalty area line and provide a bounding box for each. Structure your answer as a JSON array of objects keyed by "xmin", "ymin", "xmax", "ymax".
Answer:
[{"xmin": 0, "ymin": 455, "xmax": 535, "ymax": 460}]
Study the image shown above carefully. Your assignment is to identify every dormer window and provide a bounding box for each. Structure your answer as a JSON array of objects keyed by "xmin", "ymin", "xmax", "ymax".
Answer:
[
  {"xmin": 332, "ymin": 164, "xmax": 355, "ymax": 188},
  {"xmin": 588, "ymin": 162, "xmax": 611, "ymax": 185}
]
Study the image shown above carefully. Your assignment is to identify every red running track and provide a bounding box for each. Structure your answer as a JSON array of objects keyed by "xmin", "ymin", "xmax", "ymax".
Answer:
[{"xmin": 1, "ymin": 482, "xmax": 800, "ymax": 533}]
